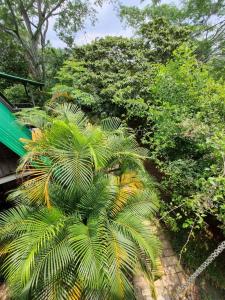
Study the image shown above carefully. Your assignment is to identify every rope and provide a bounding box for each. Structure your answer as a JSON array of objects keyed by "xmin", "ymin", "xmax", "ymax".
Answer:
[{"xmin": 177, "ymin": 240, "xmax": 225, "ymax": 295}]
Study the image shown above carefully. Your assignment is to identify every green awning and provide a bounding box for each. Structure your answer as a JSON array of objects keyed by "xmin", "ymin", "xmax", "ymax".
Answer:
[{"xmin": 0, "ymin": 102, "xmax": 31, "ymax": 156}]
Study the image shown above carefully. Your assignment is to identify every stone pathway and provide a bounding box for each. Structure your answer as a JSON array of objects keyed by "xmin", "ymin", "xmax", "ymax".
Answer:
[
  {"xmin": 134, "ymin": 224, "xmax": 200, "ymax": 300},
  {"xmin": 0, "ymin": 284, "xmax": 8, "ymax": 300}
]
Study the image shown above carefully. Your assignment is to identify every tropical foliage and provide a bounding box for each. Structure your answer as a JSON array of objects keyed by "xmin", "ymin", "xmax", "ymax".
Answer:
[
  {"xmin": 51, "ymin": 23, "xmax": 190, "ymax": 136},
  {"xmin": 1, "ymin": 0, "xmax": 225, "ymax": 295},
  {"xmin": 51, "ymin": 38, "xmax": 225, "ymax": 289},
  {"xmin": 53, "ymin": 39, "xmax": 225, "ymax": 230},
  {"xmin": 120, "ymin": 0, "xmax": 225, "ymax": 66},
  {"xmin": 0, "ymin": 104, "xmax": 160, "ymax": 299},
  {"xmin": 149, "ymin": 45, "xmax": 225, "ymax": 230}
]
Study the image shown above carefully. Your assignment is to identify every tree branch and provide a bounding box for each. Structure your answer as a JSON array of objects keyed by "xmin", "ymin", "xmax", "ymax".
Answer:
[
  {"xmin": 26, "ymin": 0, "xmax": 36, "ymax": 11},
  {"xmin": 179, "ymin": 217, "xmax": 197, "ymax": 263},
  {"xmin": 5, "ymin": 0, "xmax": 20, "ymax": 35},
  {"xmin": 18, "ymin": 0, "xmax": 33, "ymax": 36},
  {"xmin": 43, "ymin": 18, "xmax": 49, "ymax": 44},
  {"xmin": 37, "ymin": 0, "xmax": 42, "ymax": 18},
  {"xmin": 210, "ymin": 21, "xmax": 225, "ymax": 41},
  {"xmin": 44, "ymin": 0, "xmax": 67, "ymax": 22},
  {"xmin": 0, "ymin": 23, "xmax": 18, "ymax": 38}
]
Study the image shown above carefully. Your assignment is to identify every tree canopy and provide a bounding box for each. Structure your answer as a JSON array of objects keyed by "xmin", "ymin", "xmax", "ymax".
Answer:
[
  {"xmin": 120, "ymin": 0, "xmax": 225, "ymax": 65},
  {"xmin": 51, "ymin": 38, "xmax": 225, "ymax": 289}
]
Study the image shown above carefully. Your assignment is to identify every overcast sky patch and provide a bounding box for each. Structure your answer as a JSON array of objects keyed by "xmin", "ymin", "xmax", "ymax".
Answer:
[{"xmin": 47, "ymin": 0, "xmax": 143, "ymax": 47}]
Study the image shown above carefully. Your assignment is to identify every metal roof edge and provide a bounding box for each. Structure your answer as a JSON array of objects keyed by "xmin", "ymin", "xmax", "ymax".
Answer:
[
  {"xmin": 0, "ymin": 92, "xmax": 14, "ymax": 112},
  {"xmin": 0, "ymin": 71, "xmax": 44, "ymax": 87}
]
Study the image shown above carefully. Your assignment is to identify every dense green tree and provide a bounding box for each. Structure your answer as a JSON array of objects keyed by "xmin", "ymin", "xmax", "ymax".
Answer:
[
  {"xmin": 44, "ymin": 47, "xmax": 70, "ymax": 88},
  {"xmin": 0, "ymin": 32, "xmax": 31, "ymax": 106},
  {"xmin": 51, "ymin": 36, "xmax": 153, "ymax": 131},
  {"xmin": 0, "ymin": 34, "xmax": 28, "ymax": 78},
  {"xmin": 120, "ymin": 0, "xmax": 225, "ymax": 64},
  {"xmin": 120, "ymin": 3, "xmax": 184, "ymax": 28},
  {"xmin": 51, "ymin": 27, "xmax": 190, "ymax": 134},
  {"xmin": 3, "ymin": 84, "xmax": 28, "ymax": 106},
  {"xmin": 0, "ymin": 104, "xmax": 160, "ymax": 299},
  {"xmin": 147, "ymin": 45, "xmax": 225, "ymax": 290},
  {"xmin": 139, "ymin": 17, "xmax": 192, "ymax": 62}
]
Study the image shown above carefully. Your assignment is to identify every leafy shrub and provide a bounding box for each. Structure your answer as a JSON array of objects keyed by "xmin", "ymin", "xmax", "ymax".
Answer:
[
  {"xmin": 150, "ymin": 45, "xmax": 225, "ymax": 233},
  {"xmin": 4, "ymin": 84, "xmax": 27, "ymax": 106}
]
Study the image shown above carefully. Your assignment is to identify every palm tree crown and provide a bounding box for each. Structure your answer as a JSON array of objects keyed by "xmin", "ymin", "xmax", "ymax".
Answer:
[{"xmin": 0, "ymin": 104, "xmax": 160, "ymax": 299}]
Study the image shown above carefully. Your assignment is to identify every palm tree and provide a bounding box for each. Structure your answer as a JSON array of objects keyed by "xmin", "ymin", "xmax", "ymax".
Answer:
[
  {"xmin": 15, "ymin": 103, "xmax": 149, "ymax": 208},
  {"xmin": 0, "ymin": 104, "xmax": 160, "ymax": 299}
]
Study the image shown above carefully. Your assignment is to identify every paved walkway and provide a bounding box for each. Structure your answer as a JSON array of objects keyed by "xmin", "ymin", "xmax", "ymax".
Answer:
[
  {"xmin": 134, "ymin": 224, "xmax": 200, "ymax": 300},
  {"xmin": 0, "ymin": 284, "xmax": 8, "ymax": 300}
]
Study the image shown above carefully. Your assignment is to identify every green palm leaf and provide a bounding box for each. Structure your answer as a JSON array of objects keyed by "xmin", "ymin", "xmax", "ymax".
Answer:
[{"xmin": 0, "ymin": 104, "xmax": 161, "ymax": 299}]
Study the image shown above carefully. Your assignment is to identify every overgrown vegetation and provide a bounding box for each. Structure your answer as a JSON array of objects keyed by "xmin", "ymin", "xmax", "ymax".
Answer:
[
  {"xmin": 0, "ymin": 0, "xmax": 225, "ymax": 297},
  {"xmin": 50, "ymin": 15, "xmax": 225, "ymax": 292}
]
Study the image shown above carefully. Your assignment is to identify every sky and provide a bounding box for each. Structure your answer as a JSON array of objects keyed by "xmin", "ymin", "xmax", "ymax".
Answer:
[{"xmin": 47, "ymin": 0, "xmax": 145, "ymax": 48}]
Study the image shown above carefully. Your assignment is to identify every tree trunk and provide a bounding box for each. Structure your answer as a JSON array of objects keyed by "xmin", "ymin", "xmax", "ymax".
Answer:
[{"xmin": 25, "ymin": 38, "xmax": 44, "ymax": 81}]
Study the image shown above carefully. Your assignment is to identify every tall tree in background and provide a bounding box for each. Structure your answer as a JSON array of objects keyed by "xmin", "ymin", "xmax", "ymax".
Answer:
[
  {"xmin": 139, "ymin": 17, "xmax": 192, "ymax": 62},
  {"xmin": 0, "ymin": 0, "xmax": 102, "ymax": 81},
  {"xmin": 120, "ymin": 0, "xmax": 225, "ymax": 64}
]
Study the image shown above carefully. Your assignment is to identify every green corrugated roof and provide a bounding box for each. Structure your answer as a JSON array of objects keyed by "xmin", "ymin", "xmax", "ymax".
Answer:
[{"xmin": 0, "ymin": 102, "xmax": 31, "ymax": 156}]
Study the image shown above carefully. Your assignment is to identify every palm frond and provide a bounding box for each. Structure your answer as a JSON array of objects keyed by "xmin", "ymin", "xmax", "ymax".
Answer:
[
  {"xmin": 68, "ymin": 217, "xmax": 105, "ymax": 291},
  {"xmin": 114, "ymin": 214, "xmax": 161, "ymax": 269},
  {"xmin": 1, "ymin": 104, "xmax": 161, "ymax": 299},
  {"xmin": 16, "ymin": 108, "xmax": 51, "ymax": 129},
  {"xmin": 101, "ymin": 117, "xmax": 121, "ymax": 131},
  {"xmin": 50, "ymin": 103, "xmax": 88, "ymax": 129}
]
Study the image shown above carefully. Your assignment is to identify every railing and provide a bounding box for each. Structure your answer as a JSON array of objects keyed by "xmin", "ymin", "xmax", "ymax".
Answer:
[
  {"xmin": 0, "ymin": 72, "xmax": 44, "ymax": 87},
  {"xmin": 0, "ymin": 71, "xmax": 44, "ymax": 109}
]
